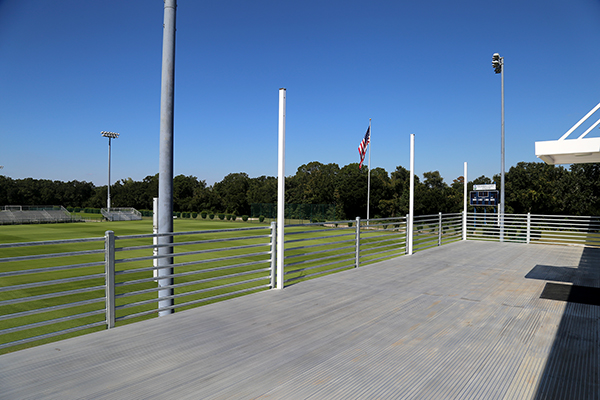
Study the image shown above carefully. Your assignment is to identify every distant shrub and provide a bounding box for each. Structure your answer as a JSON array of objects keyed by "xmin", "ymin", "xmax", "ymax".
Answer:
[
  {"xmin": 74, "ymin": 207, "xmax": 80, "ymax": 212},
  {"xmin": 231, "ymin": 215, "xmax": 237, "ymax": 221},
  {"xmin": 226, "ymin": 214, "xmax": 232, "ymax": 221},
  {"xmin": 209, "ymin": 213, "xmax": 214, "ymax": 220},
  {"xmin": 259, "ymin": 215, "xmax": 265, "ymax": 223},
  {"xmin": 348, "ymin": 222, "xmax": 353, "ymax": 227},
  {"xmin": 201, "ymin": 212, "xmax": 207, "ymax": 219},
  {"xmin": 242, "ymin": 215, "xmax": 248, "ymax": 222},
  {"xmin": 192, "ymin": 212, "xmax": 198, "ymax": 218}
]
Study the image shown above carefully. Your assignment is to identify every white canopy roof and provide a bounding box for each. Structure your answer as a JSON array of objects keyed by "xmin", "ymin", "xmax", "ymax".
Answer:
[{"xmin": 535, "ymin": 102, "xmax": 600, "ymax": 165}]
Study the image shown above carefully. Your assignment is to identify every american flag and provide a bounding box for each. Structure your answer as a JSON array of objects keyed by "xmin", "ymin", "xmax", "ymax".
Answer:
[{"xmin": 358, "ymin": 126, "xmax": 370, "ymax": 169}]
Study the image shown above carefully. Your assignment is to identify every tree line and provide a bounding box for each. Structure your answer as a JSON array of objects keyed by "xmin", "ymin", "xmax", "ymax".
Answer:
[{"xmin": 1, "ymin": 161, "xmax": 600, "ymax": 219}]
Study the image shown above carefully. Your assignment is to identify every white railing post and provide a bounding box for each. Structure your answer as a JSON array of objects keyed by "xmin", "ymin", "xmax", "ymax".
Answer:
[
  {"xmin": 438, "ymin": 212, "xmax": 442, "ymax": 246},
  {"xmin": 104, "ymin": 230, "xmax": 115, "ymax": 329},
  {"xmin": 405, "ymin": 214, "xmax": 410, "ymax": 255},
  {"xmin": 270, "ymin": 221, "xmax": 277, "ymax": 288},
  {"xmin": 527, "ymin": 213, "xmax": 531, "ymax": 244},
  {"xmin": 355, "ymin": 217, "xmax": 361, "ymax": 268}
]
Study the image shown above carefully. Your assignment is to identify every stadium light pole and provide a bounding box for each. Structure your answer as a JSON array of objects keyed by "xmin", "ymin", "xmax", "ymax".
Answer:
[
  {"xmin": 101, "ymin": 131, "xmax": 119, "ymax": 210},
  {"xmin": 492, "ymin": 53, "xmax": 505, "ymax": 242}
]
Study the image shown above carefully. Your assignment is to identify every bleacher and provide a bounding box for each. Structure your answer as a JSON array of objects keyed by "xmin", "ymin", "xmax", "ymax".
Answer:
[
  {"xmin": 101, "ymin": 207, "xmax": 142, "ymax": 221},
  {"xmin": 0, "ymin": 206, "xmax": 74, "ymax": 225}
]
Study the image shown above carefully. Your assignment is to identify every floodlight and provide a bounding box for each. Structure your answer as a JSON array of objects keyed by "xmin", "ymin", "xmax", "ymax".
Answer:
[
  {"xmin": 492, "ymin": 53, "xmax": 502, "ymax": 74},
  {"xmin": 101, "ymin": 131, "xmax": 120, "ymax": 139}
]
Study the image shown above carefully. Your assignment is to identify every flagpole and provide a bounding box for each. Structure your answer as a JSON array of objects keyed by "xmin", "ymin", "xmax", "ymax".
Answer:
[{"xmin": 366, "ymin": 119, "xmax": 371, "ymax": 224}]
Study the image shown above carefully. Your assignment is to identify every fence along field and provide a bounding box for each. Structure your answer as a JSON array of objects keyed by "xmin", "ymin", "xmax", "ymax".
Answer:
[{"xmin": 0, "ymin": 214, "xmax": 465, "ymax": 354}]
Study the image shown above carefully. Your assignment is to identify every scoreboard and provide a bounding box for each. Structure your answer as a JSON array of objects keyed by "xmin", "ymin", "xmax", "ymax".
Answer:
[{"xmin": 470, "ymin": 190, "xmax": 498, "ymax": 206}]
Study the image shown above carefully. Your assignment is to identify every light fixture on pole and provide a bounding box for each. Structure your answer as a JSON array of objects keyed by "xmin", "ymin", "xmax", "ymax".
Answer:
[
  {"xmin": 492, "ymin": 52, "xmax": 505, "ymax": 242},
  {"xmin": 101, "ymin": 131, "xmax": 119, "ymax": 210}
]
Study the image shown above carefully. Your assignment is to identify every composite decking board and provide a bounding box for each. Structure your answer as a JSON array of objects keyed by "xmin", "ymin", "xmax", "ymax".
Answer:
[{"xmin": 1, "ymin": 240, "xmax": 598, "ymax": 399}]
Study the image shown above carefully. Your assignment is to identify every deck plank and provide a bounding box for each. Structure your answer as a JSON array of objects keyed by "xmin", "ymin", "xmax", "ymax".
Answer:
[{"xmin": 1, "ymin": 241, "xmax": 598, "ymax": 399}]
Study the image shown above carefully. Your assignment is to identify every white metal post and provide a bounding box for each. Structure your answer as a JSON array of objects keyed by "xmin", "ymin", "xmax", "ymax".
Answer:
[
  {"xmin": 500, "ymin": 55, "xmax": 505, "ymax": 242},
  {"xmin": 526, "ymin": 213, "xmax": 531, "ymax": 244},
  {"xmin": 408, "ymin": 134, "xmax": 415, "ymax": 255},
  {"xmin": 104, "ymin": 230, "xmax": 115, "ymax": 329},
  {"xmin": 270, "ymin": 221, "xmax": 277, "ymax": 288},
  {"xmin": 276, "ymin": 88, "xmax": 286, "ymax": 289},
  {"xmin": 367, "ymin": 119, "xmax": 371, "ymax": 224},
  {"xmin": 438, "ymin": 212, "xmax": 442, "ymax": 246},
  {"xmin": 355, "ymin": 216, "xmax": 361, "ymax": 267},
  {"xmin": 153, "ymin": 197, "xmax": 158, "ymax": 281},
  {"xmin": 463, "ymin": 162, "xmax": 467, "ymax": 240}
]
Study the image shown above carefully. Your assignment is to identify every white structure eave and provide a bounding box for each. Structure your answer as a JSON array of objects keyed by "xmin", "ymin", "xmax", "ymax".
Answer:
[{"xmin": 535, "ymin": 102, "xmax": 600, "ymax": 165}]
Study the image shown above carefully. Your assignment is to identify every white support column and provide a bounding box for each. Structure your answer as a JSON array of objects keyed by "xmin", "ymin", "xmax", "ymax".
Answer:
[
  {"xmin": 408, "ymin": 134, "xmax": 415, "ymax": 255},
  {"xmin": 463, "ymin": 162, "xmax": 467, "ymax": 241},
  {"xmin": 276, "ymin": 88, "xmax": 286, "ymax": 289},
  {"xmin": 104, "ymin": 230, "xmax": 115, "ymax": 329},
  {"xmin": 355, "ymin": 216, "xmax": 361, "ymax": 268},
  {"xmin": 438, "ymin": 212, "xmax": 442, "ymax": 246},
  {"xmin": 526, "ymin": 213, "xmax": 531, "ymax": 244}
]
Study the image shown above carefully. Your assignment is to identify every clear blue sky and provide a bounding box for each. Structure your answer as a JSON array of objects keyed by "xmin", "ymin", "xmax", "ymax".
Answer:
[{"xmin": 1, "ymin": 0, "xmax": 599, "ymax": 187}]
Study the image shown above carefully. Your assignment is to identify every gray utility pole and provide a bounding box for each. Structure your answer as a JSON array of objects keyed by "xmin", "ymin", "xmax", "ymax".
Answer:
[
  {"xmin": 157, "ymin": 0, "xmax": 177, "ymax": 316},
  {"xmin": 492, "ymin": 53, "xmax": 505, "ymax": 242},
  {"xmin": 101, "ymin": 131, "xmax": 119, "ymax": 210}
]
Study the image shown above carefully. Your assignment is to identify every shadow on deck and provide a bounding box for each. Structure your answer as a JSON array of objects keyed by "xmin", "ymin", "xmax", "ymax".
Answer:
[{"xmin": 0, "ymin": 241, "xmax": 598, "ymax": 399}]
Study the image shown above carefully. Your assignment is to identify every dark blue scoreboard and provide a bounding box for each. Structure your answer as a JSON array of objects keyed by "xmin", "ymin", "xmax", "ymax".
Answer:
[{"xmin": 469, "ymin": 190, "xmax": 498, "ymax": 206}]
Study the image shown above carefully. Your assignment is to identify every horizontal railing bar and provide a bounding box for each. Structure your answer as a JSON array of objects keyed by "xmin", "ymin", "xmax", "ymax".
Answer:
[
  {"xmin": 285, "ymin": 256, "xmax": 354, "ymax": 276},
  {"xmin": 285, "ymin": 239, "xmax": 355, "ymax": 253},
  {"xmin": 360, "ymin": 241, "xmax": 404, "ymax": 254},
  {"xmin": 0, "ymin": 297, "xmax": 105, "ymax": 322},
  {"xmin": 0, "ymin": 273, "xmax": 104, "ymax": 293},
  {"xmin": 117, "ymin": 284, "xmax": 271, "ymax": 322},
  {"xmin": 0, "ymin": 309, "xmax": 105, "ymax": 335},
  {"xmin": 116, "ymin": 268, "xmax": 271, "ymax": 300},
  {"xmin": 0, "ymin": 248, "xmax": 104, "ymax": 264},
  {"xmin": 284, "ymin": 263, "xmax": 354, "ymax": 284},
  {"xmin": 115, "ymin": 242, "xmax": 270, "ymax": 265},
  {"xmin": 116, "ymin": 260, "xmax": 270, "ymax": 289},
  {"xmin": 0, "ymin": 285, "xmax": 105, "ymax": 307},
  {"xmin": 284, "ymin": 232, "xmax": 356, "ymax": 244},
  {"xmin": 360, "ymin": 249, "xmax": 404, "ymax": 264},
  {"xmin": 0, "ymin": 236, "xmax": 104, "ymax": 250},
  {"xmin": 114, "ymin": 226, "xmax": 270, "ymax": 241},
  {"xmin": 0, "ymin": 261, "xmax": 105, "ymax": 278},
  {"xmin": 284, "ymin": 245, "xmax": 355, "ymax": 260},
  {"xmin": 284, "ymin": 251, "xmax": 355, "ymax": 268},
  {"xmin": 0, "ymin": 321, "xmax": 106, "ymax": 351},
  {"xmin": 117, "ymin": 276, "xmax": 269, "ymax": 311}
]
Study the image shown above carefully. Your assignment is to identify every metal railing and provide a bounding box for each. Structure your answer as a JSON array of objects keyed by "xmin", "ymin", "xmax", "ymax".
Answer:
[
  {"xmin": 0, "ymin": 224, "xmax": 276, "ymax": 353},
  {"xmin": 6, "ymin": 211, "xmax": 598, "ymax": 353},
  {"xmin": 466, "ymin": 212, "xmax": 600, "ymax": 247},
  {"xmin": 413, "ymin": 212, "xmax": 463, "ymax": 252}
]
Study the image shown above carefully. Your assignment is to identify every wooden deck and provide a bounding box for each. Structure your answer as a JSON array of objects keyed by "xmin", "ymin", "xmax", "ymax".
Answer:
[{"xmin": 1, "ymin": 241, "xmax": 598, "ymax": 399}]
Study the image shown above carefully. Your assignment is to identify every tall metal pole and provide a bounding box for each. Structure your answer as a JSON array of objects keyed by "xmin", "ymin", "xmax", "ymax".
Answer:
[
  {"xmin": 463, "ymin": 162, "xmax": 467, "ymax": 241},
  {"xmin": 408, "ymin": 134, "xmax": 415, "ymax": 255},
  {"xmin": 276, "ymin": 88, "xmax": 286, "ymax": 289},
  {"xmin": 107, "ymin": 137, "xmax": 112, "ymax": 209},
  {"xmin": 500, "ymin": 57, "xmax": 505, "ymax": 242},
  {"xmin": 157, "ymin": 0, "xmax": 177, "ymax": 316},
  {"xmin": 366, "ymin": 119, "xmax": 371, "ymax": 224},
  {"xmin": 493, "ymin": 53, "xmax": 505, "ymax": 242},
  {"xmin": 101, "ymin": 131, "xmax": 119, "ymax": 210}
]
